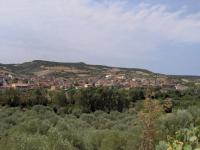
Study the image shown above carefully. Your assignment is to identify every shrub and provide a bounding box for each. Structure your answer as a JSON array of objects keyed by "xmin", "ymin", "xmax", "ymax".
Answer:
[
  {"xmin": 187, "ymin": 106, "xmax": 200, "ymax": 125},
  {"xmin": 157, "ymin": 110, "xmax": 193, "ymax": 137}
]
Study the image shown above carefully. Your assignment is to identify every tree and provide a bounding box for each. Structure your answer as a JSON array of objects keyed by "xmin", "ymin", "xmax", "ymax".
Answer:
[
  {"xmin": 128, "ymin": 88, "xmax": 145, "ymax": 102},
  {"xmin": 28, "ymin": 89, "xmax": 48, "ymax": 106},
  {"xmin": 52, "ymin": 90, "xmax": 68, "ymax": 106},
  {"xmin": 4, "ymin": 88, "xmax": 21, "ymax": 107}
]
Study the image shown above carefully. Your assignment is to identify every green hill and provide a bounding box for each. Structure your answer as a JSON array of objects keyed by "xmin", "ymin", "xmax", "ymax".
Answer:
[{"xmin": 0, "ymin": 60, "xmax": 153, "ymax": 77}]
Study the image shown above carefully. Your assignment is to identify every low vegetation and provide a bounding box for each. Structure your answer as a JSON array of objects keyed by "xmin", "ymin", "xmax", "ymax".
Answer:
[{"xmin": 1, "ymin": 86, "xmax": 200, "ymax": 149}]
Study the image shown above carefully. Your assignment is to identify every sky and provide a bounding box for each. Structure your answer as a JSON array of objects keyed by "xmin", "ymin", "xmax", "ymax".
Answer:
[{"xmin": 0, "ymin": 0, "xmax": 200, "ymax": 75}]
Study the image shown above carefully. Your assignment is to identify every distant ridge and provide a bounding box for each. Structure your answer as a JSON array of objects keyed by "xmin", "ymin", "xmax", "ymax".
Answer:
[
  {"xmin": 0, "ymin": 60, "xmax": 200, "ymax": 80},
  {"xmin": 0, "ymin": 60, "xmax": 152, "ymax": 74}
]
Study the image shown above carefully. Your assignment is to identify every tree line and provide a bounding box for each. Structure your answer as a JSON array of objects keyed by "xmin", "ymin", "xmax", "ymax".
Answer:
[
  {"xmin": 0, "ymin": 87, "xmax": 146, "ymax": 112},
  {"xmin": 1, "ymin": 86, "xmax": 200, "ymax": 113}
]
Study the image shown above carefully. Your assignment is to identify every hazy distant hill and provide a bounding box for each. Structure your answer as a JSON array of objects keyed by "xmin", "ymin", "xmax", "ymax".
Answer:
[
  {"xmin": 0, "ymin": 60, "xmax": 153, "ymax": 77},
  {"xmin": 0, "ymin": 60, "xmax": 200, "ymax": 80}
]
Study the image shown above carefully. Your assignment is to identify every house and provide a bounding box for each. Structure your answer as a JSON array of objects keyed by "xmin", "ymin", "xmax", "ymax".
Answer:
[
  {"xmin": 116, "ymin": 75, "xmax": 125, "ymax": 80},
  {"xmin": 175, "ymin": 84, "xmax": 189, "ymax": 91},
  {"xmin": 84, "ymin": 83, "xmax": 93, "ymax": 88},
  {"xmin": 11, "ymin": 83, "xmax": 30, "ymax": 89},
  {"xmin": 0, "ymin": 76, "xmax": 7, "ymax": 87},
  {"xmin": 8, "ymin": 74, "xmax": 13, "ymax": 79},
  {"xmin": 50, "ymin": 86, "xmax": 56, "ymax": 91},
  {"xmin": 105, "ymin": 74, "xmax": 112, "ymax": 79}
]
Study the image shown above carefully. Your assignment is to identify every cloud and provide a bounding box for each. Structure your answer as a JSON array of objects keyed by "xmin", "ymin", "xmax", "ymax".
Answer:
[{"xmin": 0, "ymin": 0, "xmax": 200, "ymax": 74}]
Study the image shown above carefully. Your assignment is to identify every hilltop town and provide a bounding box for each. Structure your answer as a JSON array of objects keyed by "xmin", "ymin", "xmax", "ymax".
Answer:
[{"xmin": 0, "ymin": 60, "xmax": 199, "ymax": 91}]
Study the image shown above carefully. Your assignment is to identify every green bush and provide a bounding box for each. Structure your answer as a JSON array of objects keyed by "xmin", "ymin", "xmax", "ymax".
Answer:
[
  {"xmin": 156, "ymin": 141, "xmax": 169, "ymax": 150},
  {"xmin": 157, "ymin": 110, "xmax": 193, "ymax": 137}
]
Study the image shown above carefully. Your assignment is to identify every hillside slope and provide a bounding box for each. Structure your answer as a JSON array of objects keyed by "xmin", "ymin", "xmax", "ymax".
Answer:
[
  {"xmin": 0, "ymin": 60, "xmax": 200, "ymax": 81},
  {"xmin": 0, "ymin": 60, "xmax": 153, "ymax": 77}
]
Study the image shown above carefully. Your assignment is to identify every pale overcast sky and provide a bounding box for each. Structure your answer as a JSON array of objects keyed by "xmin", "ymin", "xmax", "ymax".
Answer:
[{"xmin": 0, "ymin": 0, "xmax": 200, "ymax": 75}]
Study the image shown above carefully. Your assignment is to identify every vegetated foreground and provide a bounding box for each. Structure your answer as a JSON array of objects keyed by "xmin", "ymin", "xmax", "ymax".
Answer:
[{"xmin": 1, "ymin": 87, "xmax": 200, "ymax": 150}]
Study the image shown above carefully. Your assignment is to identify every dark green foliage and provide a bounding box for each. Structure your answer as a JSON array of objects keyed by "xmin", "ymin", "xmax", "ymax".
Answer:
[
  {"xmin": 128, "ymin": 88, "xmax": 146, "ymax": 102},
  {"xmin": 3, "ymin": 89, "xmax": 21, "ymax": 106},
  {"xmin": 2, "ymin": 86, "xmax": 200, "ymax": 113},
  {"xmin": 50, "ymin": 90, "xmax": 68, "ymax": 106},
  {"xmin": 26, "ymin": 89, "xmax": 48, "ymax": 106},
  {"xmin": 69, "ymin": 87, "xmax": 129, "ymax": 113},
  {"xmin": 0, "ymin": 88, "xmax": 48, "ymax": 107}
]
